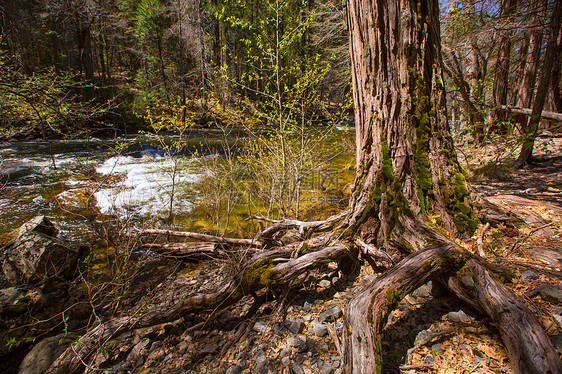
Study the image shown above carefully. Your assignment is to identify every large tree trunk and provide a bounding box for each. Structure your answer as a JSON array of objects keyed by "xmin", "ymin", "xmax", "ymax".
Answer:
[{"xmin": 345, "ymin": 0, "xmax": 476, "ymax": 250}]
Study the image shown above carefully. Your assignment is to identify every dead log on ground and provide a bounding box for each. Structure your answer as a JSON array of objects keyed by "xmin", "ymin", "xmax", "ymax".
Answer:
[{"xmin": 137, "ymin": 229, "xmax": 263, "ymax": 247}]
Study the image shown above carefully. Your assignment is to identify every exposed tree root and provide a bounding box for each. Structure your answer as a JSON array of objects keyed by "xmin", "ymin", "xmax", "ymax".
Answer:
[
  {"xmin": 46, "ymin": 243, "xmax": 349, "ymax": 374},
  {"xmin": 45, "ymin": 210, "xmax": 562, "ymax": 373},
  {"xmin": 342, "ymin": 243, "xmax": 562, "ymax": 374}
]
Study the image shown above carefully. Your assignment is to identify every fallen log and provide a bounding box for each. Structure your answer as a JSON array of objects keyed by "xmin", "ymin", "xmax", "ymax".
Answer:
[
  {"xmin": 137, "ymin": 229, "xmax": 263, "ymax": 248},
  {"xmin": 498, "ymin": 104, "xmax": 562, "ymax": 122},
  {"xmin": 141, "ymin": 242, "xmax": 219, "ymax": 259}
]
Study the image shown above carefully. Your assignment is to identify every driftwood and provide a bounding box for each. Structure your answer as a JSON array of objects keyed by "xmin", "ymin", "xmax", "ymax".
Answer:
[{"xmin": 498, "ymin": 104, "xmax": 562, "ymax": 122}]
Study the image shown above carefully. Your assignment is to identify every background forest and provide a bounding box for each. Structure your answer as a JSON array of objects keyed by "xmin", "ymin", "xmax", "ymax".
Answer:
[{"xmin": 1, "ymin": 0, "xmax": 561, "ymax": 158}]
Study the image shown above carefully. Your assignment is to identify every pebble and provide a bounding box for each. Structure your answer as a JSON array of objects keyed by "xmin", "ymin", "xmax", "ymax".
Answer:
[
  {"xmin": 291, "ymin": 362, "xmax": 305, "ymax": 374},
  {"xmin": 319, "ymin": 280, "xmax": 332, "ymax": 289},
  {"xmin": 226, "ymin": 365, "xmax": 243, "ymax": 374},
  {"xmin": 448, "ymin": 310, "xmax": 472, "ymax": 323},
  {"xmin": 308, "ymin": 320, "xmax": 329, "ymax": 337},
  {"xmin": 521, "ymin": 270, "xmax": 539, "ymax": 281},
  {"xmin": 286, "ymin": 336, "xmax": 307, "ymax": 351},
  {"xmin": 285, "ymin": 319, "xmax": 305, "ymax": 334},
  {"xmin": 253, "ymin": 321, "xmax": 273, "ymax": 333},
  {"xmin": 281, "ymin": 356, "xmax": 291, "ymax": 366}
]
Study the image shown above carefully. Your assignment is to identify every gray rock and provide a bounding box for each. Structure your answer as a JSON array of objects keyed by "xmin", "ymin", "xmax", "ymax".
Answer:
[
  {"xmin": 285, "ymin": 319, "xmax": 305, "ymax": 334},
  {"xmin": 319, "ymin": 362, "xmax": 334, "ymax": 374},
  {"xmin": 430, "ymin": 343, "xmax": 443, "ymax": 353},
  {"xmin": 424, "ymin": 355, "xmax": 435, "ymax": 364},
  {"xmin": 533, "ymin": 285, "xmax": 562, "ymax": 304},
  {"xmin": 286, "ymin": 336, "xmax": 307, "ymax": 352},
  {"xmin": 303, "ymin": 301, "xmax": 313, "ymax": 310},
  {"xmin": 226, "ymin": 365, "xmax": 243, "ymax": 374},
  {"xmin": 319, "ymin": 280, "xmax": 332, "ymax": 289},
  {"xmin": 201, "ymin": 344, "xmax": 219, "ymax": 354},
  {"xmin": 521, "ymin": 270, "xmax": 539, "ymax": 282},
  {"xmin": 319, "ymin": 306, "xmax": 343, "ymax": 323},
  {"xmin": 2, "ymin": 216, "xmax": 78, "ymax": 284},
  {"xmin": 413, "ymin": 284, "xmax": 431, "ymax": 298},
  {"xmin": 291, "ymin": 362, "xmax": 305, "ymax": 374},
  {"xmin": 551, "ymin": 334, "xmax": 562, "ymax": 353},
  {"xmin": 274, "ymin": 322, "xmax": 288, "ymax": 335},
  {"xmin": 281, "ymin": 356, "xmax": 291, "ymax": 366},
  {"xmin": 237, "ymin": 351, "xmax": 250, "ymax": 361},
  {"xmin": 255, "ymin": 356, "xmax": 269, "ymax": 374},
  {"xmin": 281, "ymin": 230, "xmax": 303, "ymax": 245},
  {"xmin": 253, "ymin": 321, "xmax": 273, "ymax": 333},
  {"xmin": 309, "ymin": 321, "xmax": 328, "ymax": 337},
  {"xmin": 18, "ymin": 333, "xmax": 77, "ymax": 374},
  {"xmin": 448, "ymin": 310, "xmax": 472, "ymax": 323}
]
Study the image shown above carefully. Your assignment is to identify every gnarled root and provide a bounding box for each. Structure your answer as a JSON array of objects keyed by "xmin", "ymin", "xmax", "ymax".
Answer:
[
  {"xmin": 46, "ymin": 243, "xmax": 350, "ymax": 374},
  {"xmin": 342, "ymin": 245, "xmax": 562, "ymax": 374}
]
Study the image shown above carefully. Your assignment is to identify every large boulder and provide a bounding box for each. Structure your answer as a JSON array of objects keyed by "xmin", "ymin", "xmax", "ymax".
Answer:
[{"xmin": 2, "ymin": 216, "xmax": 79, "ymax": 284}]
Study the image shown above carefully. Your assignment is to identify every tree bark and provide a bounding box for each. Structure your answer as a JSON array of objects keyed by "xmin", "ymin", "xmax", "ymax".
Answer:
[
  {"xmin": 345, "ymin": 0, "xmax": 477, "ymax": 249},
  {"xmin": 519, "ymin": 0, "xmax": 562, "ymax": 165},
  {"xmin": 492, "ymin": 0, "xmax": 517, "ymax": 126}
]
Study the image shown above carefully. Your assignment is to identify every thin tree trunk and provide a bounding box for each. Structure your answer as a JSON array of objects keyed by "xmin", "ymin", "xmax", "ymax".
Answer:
[
  {"xmin": 492, "ymin": 0, "xmax": 517, "ymax": 126},
  {"xmin": 519, "ymin": 0, "xmax": 562, "ymax": 165}
]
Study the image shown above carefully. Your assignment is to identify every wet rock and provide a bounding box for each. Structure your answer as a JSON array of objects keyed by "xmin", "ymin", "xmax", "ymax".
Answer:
[
  {"xmin": 521, "ymin": 270, "xmax": 539, "ymax": 282},
  {"xmin": 2, "ymin": 216, "xmax": 79, "ymax": 284},
  {"xmin": 18, "ymin": 332, "xmax": 77, "ymax": 374}
]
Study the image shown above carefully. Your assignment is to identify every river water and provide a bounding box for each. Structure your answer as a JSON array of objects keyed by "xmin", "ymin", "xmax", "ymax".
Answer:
[
  {"xmin": 0, "ymin": 129, "xmax": 241, "ymax": 240},
  {"xmin": 0, "ymin": 127, "xmax": 355, "ymax": 242}
]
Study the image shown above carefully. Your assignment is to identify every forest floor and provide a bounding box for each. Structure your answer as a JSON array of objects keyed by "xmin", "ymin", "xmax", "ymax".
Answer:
[{"xmin": 9, "ymin": 135, "xmax": 562, "ymax": 374}]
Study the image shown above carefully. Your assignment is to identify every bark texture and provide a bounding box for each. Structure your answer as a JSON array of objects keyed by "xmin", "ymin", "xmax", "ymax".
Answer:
[{"xmin": 345, "ymin": 0, "xmax": 476, "ymax": 250}]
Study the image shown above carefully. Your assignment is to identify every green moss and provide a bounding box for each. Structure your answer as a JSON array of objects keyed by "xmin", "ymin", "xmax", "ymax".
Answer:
[
  {"xmin": 381, "ymin": 132, "xmax": 394, "ymax": 181},
  {"xmin": 453, "ymin": 173, "xmax": 470, "ymax": 199},
  {"xmin": 241, "ymin": 259, "xmax": 276, "ymax": 290},
  {"xmin": 4, "ymin": 297, "xmax": 31, "ymax": 317}
]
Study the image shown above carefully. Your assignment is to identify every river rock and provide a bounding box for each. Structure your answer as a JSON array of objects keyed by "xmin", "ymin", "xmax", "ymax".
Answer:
[
  {"xmin": 18, "ymin": 332, "xmax": 77, "ymax": 374},
  {"xmin": 2, "ymin": 216, "xmax": 79, "ymax": 284}
]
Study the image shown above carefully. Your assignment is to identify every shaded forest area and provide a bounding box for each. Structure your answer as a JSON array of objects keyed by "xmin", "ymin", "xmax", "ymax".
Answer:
[
  {"xmin": 1, "ymin": 1, "xmax": 562, "ymax": 374},
  {"xmin": 1, "ymin": 0, "xmax": 561, "ymax": 158}
]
